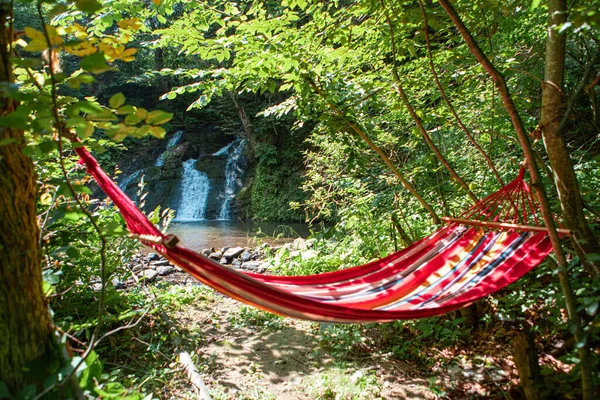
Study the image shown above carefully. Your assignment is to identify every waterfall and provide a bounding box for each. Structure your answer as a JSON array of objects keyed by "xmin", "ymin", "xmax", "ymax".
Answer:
[
  {"xmin": 176, "ymin": 159, "xmax": 211, "ymax": 221},
  {"xmin": 155, "ymin": 130, "xmax": 184, "ymax": 167},
  {"xmin": 118, "ymin": 170, "xmax": 142, "ymax": 191},
  {"xmin": 119, "ymin": 130, "xmax": 184, "ymax": 191},
  {"xmin": 218, "ymin": 139, "xmax": 246, "ymax": 220}
]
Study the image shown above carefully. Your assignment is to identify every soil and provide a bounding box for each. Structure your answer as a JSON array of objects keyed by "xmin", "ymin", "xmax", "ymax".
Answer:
[
  {"xmin": 169, "ymin": 290, "xmax": 439, "ymax": 400},
  {"xmin": 142, "ymin": 268, "xmax": 545, "ymax": 400}
]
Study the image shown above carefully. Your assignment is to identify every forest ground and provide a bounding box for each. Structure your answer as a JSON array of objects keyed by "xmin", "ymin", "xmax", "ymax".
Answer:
[{"xmin": 99, "ymin": 269, "xmax": 569, "ymax": 400}]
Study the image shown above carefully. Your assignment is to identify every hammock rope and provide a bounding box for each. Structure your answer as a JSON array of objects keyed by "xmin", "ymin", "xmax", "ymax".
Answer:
[{"xmin": 75, "ymin": 146, "xmax": 558, "ymax": 323}]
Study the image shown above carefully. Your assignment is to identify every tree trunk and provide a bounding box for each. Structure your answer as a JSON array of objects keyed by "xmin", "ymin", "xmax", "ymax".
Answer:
[
  {"xmin": 228, "ymin": 91, "xmax": 256, "ymax": 161},
  {"xmin": 437, "ymin": 1, "xmax": 595, "ymax": 397},
  {"xmin": 154, "ymin": 47, "xmax": 169, "ymax": 94},
  {"xmin": 0, "ymin": 6, "xmax": 52, "ymax": 391},
  {"xmin": 513, "ymin": 330, "xmax": 544, "ymax": 400},
  {"xmin": 540, "ymin": 0, "xmax": 600, "ymax": 276}
]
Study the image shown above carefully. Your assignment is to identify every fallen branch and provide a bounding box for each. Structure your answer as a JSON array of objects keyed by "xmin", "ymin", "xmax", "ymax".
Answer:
[{"xmin": 178, "ymin": 351, "xmax": 212, "ymax": 400}]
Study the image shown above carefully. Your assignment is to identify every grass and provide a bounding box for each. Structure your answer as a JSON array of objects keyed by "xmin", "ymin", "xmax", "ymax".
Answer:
[{"xmin": 302, "ymin": 363, "xmax": 382, "ymax": 400}]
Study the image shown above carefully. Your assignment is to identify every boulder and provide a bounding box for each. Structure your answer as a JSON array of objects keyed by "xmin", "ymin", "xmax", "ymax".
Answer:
[
  {"xmin": 219, "ymin": 257, "xmax": 229, "ymax": 265},
  {"xmin": 223, "ymin": 246, "xmax": 244, "ymax": 260},
  {"xmin": 209, "ymin": 251, "xmax": 222, "ymax": 260},
  {"xmin": 157, "ymin": 266, "xmax": 175, "ymax": 276},
  {"xmin": 112, "ymin": 278, "xmax": 126, "ymax": 290},
  {"xmin": 232, "ymin": 259, "xmax": 242, "ymax": 267},
  {"xmin": 141, "ymin": 269, "xmax": 159, "ymax": 282},
  {"xmin": 240, "ymin": 251, "xmax": 252, "ymax": 262},
  {"xmin": 292, "ymin": 238, "xmax": 308, "ymax": 250},
  {"xmin": 241, "ymin": 261, "xmax": 262, "ymax": 271}
]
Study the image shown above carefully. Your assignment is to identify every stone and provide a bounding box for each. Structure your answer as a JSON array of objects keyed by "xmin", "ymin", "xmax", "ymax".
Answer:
[
  {"xmin": 132, "ymin": 264, "xmax": 143, "ymax": 272},
  {"xmin": 292, "ymin": 238, "xmax": 308, "ymax": 250},
  {"xmin": 223, "ymin": 246, "xmax": 244, "ymax": 260},
  {"xmin": 219, "ymin": 257, "xmax": 229, "ymax": 265},
  {"xmin": 147, "ymin": 252, "xmax": 160, "ymax": 261},
  {"xmin": 152, "ymin": 259, "xmax": 171, "ymax": 267},
  {"xmin": 141, "ymin": 269, "xmax": 159, "ymax": 282},
  {"xmin": 112, "ymin": 278, "xmax": 126, "ymax": 290},
  {"xmin": 241, "ymin": 261, "xmax": 262, "ymax": 271},
  {"xmin": 201, "ymin": 248, "xmax": 212, "ymax": 256},
  {"xmin": 157, "ymin": 266, "xmax": 175, "ymax": 276},
  {"xmin": 231, "ymin": 259, "xmax": 242, "ymax": 267},
  {"xmin": 208, "ymin": 251, "xmax": 222, "ymax": 260},
  {"xmin": 240, "ymin": 251, "xmax": 252, "ymax": 262}
]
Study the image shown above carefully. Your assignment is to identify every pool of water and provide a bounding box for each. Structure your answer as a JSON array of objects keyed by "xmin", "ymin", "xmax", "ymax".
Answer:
[{"xmin": 166, "ymin": 220, "xmax": 315, "ymax": 251}]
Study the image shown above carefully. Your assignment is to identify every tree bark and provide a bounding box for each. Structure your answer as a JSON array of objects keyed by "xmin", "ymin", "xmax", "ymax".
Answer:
[
  {"xmin": 0, "ymin": 5, "xmax": 52, "ymax": 391},
  {"xmin": 228, "ymin": 91, "xmax": 256, "ymax": 161},
  {"xmin": 154, "ymin": 47, "xmax": 169, "ymax": 94},
  {"xmin": 540, "ymin": 0, "xmax": 600, "ymax": 276},
  {"xmin": 513, "ymin": 330, "xmax": 544, "ymax": 400}
]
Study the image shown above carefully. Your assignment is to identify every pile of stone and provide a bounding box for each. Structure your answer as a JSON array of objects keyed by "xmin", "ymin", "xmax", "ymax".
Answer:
[
  {"xmin": 115, "ymin": 237, "xmax": 314, "ymax": 290},
  {"xmin": 201, "ymin": 245, "xmax": 268, "ymax": 273}
]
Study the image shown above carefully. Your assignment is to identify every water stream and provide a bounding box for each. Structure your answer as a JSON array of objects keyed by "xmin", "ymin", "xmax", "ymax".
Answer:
[
  {"xmin": 218, "ymin": 139, "xmax": 246, "ymax": 220},
  {"xmin": 167, "ymin": 220, "xmax": 313, "ymax": 250},
  {"xmin": 155, "ymin": 130, "xmax": 184, "ymax": 167},
  {"xmin": 119, "ymin": 130, "xmax": 184, "ymax": 191},
  {"xmin": 175, "ymin": 159, "xmax": 211, "ymax": 221}
]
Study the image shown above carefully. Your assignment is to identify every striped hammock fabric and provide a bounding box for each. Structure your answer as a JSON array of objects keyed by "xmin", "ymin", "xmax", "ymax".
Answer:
[{"xmin": 75, "ymin": 147, "xmax": 554, "ymax": 323}]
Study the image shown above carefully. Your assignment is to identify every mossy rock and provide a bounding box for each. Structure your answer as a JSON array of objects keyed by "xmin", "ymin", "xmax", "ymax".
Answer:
[{"xmin": 195, "ymin": 156, "xmax": 227, "ymax": 180}]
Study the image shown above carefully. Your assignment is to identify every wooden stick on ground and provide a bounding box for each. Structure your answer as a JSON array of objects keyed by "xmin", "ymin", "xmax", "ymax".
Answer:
[{"xmin": 178, "ymin": 351, "xmax": 212, "ymax": 400}]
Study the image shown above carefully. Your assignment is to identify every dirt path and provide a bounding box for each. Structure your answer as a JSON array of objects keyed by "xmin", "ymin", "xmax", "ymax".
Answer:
[{"xmin": 167, "ymin": 287, "xmax": 439, "ymax": 399}]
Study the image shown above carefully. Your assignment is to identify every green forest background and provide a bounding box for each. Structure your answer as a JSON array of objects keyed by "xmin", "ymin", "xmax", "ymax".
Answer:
[{"xmin": 1, "ymin": 0, "xmax": 600, "ymax": 399}]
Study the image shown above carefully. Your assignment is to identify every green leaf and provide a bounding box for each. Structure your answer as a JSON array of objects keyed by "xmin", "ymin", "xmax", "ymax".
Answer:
[
  {"xmin": 11, "ymin": 57, "xmax": 43, "ymax": 69},
  {"xmin": 116, "ymin": 105, "xmax": 136, "ymax": 115},
  {"xmin": 148, "ymin": 126, "xmax": 166, "ymax": 138},
  {"xmin": 0, "ymin": 381, "xmax": 12, "ymax": 399},
  {"xmin": 109, "ymin": 93, "xmax": 126, "ymax": 109},
  {"xmin": 76, "ymin": 121, "xmax": 94, "ymax": 139},
  {"xmin": 80, "ymin": 52, "xmax": 113, "ymax": 74},
  {"xmin": 530, "ymin": 0, "xmax": 542, "ymax": 10},
  {"xmin": 125, "ymin": 114, "xmax": 142, "ymax": 125},
  {"xmin": 145, "ymin": 110, "xmax": 173, "ymax": 125},
  {"xmin": 75, "ymin": 0, "xmax": 103, "ymax": 13}
]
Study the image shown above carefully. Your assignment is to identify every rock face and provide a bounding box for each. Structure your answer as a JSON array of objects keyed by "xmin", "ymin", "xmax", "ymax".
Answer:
[{"xmin": 114, "ymin": 125, "xmax": 233, "ymax": 215}]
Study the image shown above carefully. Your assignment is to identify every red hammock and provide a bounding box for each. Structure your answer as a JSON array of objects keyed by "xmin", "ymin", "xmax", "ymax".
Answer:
[{"xmin": 75, "ymin": 147, "xmax": 555, "ymax": 323}]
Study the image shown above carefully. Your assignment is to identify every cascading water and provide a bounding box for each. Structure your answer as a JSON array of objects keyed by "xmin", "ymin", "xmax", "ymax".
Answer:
[
  {"xmin": 119, "ymin": 131, "xmax": 184, "ymax": 191},
  {"xmin": 118, "ymin": 170, "xmax": 141, "ymax": 191},
  {"xmin": 176, "ymin": 158, "xmax": 211, "ymax": 221},
  {"xmin": 155, "ymin": 130, "xmax": 184, "ymax": 167},
  {"xmin": 218, "ymin": 139, "xmax": 246, "ymax": 220}
]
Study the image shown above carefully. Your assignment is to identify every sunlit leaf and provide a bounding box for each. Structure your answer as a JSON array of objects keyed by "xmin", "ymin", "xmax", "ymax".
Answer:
[
  {"xmin": 109, "ymin": 93, "xmax": 126, "ymax": 109},
  {"xmin": 80, "ymin": 52, "xmax": 114, "ymax": 74}
]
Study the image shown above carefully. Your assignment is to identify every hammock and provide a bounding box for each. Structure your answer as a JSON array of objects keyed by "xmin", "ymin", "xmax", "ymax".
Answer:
[{"xmin": 75, "ymin": 146, "xmax": 557, "ymax": 323}]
